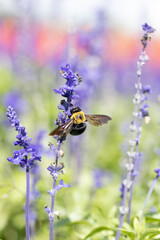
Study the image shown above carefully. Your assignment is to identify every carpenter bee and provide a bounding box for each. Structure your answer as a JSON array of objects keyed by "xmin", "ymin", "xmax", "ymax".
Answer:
[{"xmin": 49, "ymin": 107, "xmax": 112, "ymax": 138}]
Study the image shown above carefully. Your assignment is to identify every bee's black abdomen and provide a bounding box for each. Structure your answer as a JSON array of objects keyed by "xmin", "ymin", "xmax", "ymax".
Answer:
[{"xmin": 70, "ymin": 123, "xmax": 87, "ymax": 136}]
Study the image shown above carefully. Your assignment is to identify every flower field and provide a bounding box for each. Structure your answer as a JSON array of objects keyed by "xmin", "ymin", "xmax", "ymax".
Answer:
[{"xmin": 1, "ymin": 2, "xmax": 160, "ymax": 240}]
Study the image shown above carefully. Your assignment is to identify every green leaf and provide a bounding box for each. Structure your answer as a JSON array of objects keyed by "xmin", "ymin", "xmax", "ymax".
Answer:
[
  {"xmin": 118, "ymin": 229, "xmax": 136, "ymax": 240},
  {"xmin": 83, "ymin": 226, "xmax": 115, "ymax": 240},
  {"xmin": 146, "ymin": 215, "xmax": 160, "ymax": 222},
  {"xmin": 133, "ymin": 217, "xmax": 141, "ymax": 233},
  {"xmin": 141, "ymin": 228, "xmax": 160, "ymax": 239}
]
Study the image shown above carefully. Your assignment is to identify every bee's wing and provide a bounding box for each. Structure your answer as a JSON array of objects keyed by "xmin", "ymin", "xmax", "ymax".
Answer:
[
  {"xmin": 85, "ymin": 114, "xmax": 112, "ymax": 126},
  {"xmin": 49, "ymin": 119, "xmax": 74, "ymax": 137}
]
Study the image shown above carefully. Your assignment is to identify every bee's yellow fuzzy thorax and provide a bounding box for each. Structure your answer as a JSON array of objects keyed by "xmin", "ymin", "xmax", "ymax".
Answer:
[{"xmin": 71, "ymin": 111, "xmax": 86, "ymax": 124}]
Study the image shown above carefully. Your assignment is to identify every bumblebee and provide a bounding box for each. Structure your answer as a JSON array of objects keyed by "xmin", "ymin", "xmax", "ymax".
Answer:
[{"xmin": 49, "ymin": 107, "xmax": 112, "ymax": 138}]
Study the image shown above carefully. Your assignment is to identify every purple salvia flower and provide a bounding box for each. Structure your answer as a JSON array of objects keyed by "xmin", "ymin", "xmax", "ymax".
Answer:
[
  {"xmin": 6, "ymin": 105, "xmax": 41, "ymax": 240},
  {"xmin": 53, "ymin": 63, "xmax": 80, "ymax": 121},
  {"xmin": 116, "ymin": 24, "xmax": 155, "ymax": 240},
  {"xmin": 6, "ymin": 106, "xmax": 41, "ymax": 168},
  {"xmin": 47, "ymin": 64, "xmax": 80, "ymax": 240}
]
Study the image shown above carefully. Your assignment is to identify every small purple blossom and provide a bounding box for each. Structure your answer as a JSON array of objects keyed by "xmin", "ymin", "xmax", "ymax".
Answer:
[
  {"xmin": 154, "ymin": 168, "xmax": 160, "ymax": 177},
  {"xmin": 120, "ymin": 182, "xmax": 125, "ymax": 198},
  {"xmin": 47, "ymin": 179, "xmax": 71, "ymax": 196},
  {"xmin": 47, "ymin": 64, "xmax": 80, "ymax": 238},
  {"xmin": 6, "ymin": 106, "xmax": 41, "ymax": 168},
  {"xmin": 142, "ymin": 23, "xmax": 155, "ymax": 33},
  {"xmin": 7, "ymin": 149, "xmax": 26, "ymax": 165},
  {"xmin": 47, "ymin": 161, "xmax": 64, "ymax": 179},
  {"xmin": 58, "ymin": 99, "xmax": 69, "ymax": 111},
  {"xmin": 131, "ymin": 170, "xmax": 139, "ymax": 177},
  {"xmin": 55, "ymin": 179, "xmax": 71, "ymax": 191},
  {"xmin": 142, "ymin": 85, "xmax": 151, "ymax": 94},
  {"xmin": 45, "ymin": 206, "xmax": 51, "ymax": 214},
  {"xmin": 140, "ymin": 104, "xmax": 149, "ymax": 118}
]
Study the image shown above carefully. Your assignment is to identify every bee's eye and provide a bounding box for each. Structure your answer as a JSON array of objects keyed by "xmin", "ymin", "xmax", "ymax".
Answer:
[
  {"xmin": 76, "ymin": 114, "xmax": 82, "ymax": 119},
  {"xmin": 79, "ymin": 114, "xmax": 82, "ymax": 120}
]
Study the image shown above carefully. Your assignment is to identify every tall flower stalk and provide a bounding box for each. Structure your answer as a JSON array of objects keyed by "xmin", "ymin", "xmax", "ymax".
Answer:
[
  {"xmin": 6, "ymin": 106, "xmax": 41, "ymax": 240},
  {"xmin": 30, "ymin": 163, "xmax": 41, "ymax": 239},
  {"xmin": 45, "ymin": 64, "xmax": 80, "ymax": 240},
  {"xmin": 116, "ymin": 23, "xmax": 155, "ymax": 240}
]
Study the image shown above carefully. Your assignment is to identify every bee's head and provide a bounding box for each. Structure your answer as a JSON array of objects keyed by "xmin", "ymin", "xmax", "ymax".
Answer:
[{"xmin": 70, "ymin": 107, "xmax": 81, "ymax": 115}]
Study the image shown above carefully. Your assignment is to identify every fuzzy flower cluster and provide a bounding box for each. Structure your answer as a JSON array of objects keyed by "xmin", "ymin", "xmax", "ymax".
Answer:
[
  {"xmin": 48, "ymin": 63, "xmax": 82, "ymax": 172},
  {"xmin": 54, "ymin": 64, "xmax": 81, "ymax": 127},
  {"xmin": 6, "ymin": 106, "xmax": 41, "ymax": 168},
  {"xmin": 119, "ymin": 25, "xmax": 153, "ymax": 202},
  {"xmin": 45, "ymin": 64, "xmax": 80, "ymax": 226},
  {"xmin": 116, "ymin": 23, "xmax": 155, "ymax": 240},
  {"xmin": 141, "ymin": 23, "xmax": 156, "ymax": 49},
  {"xmin": 47, "ymin": 63, "xmax": 81, "ymax": 181},
  {"xmin": 48, "ymin": 63, "xmax": 82, "ymax": 171}
]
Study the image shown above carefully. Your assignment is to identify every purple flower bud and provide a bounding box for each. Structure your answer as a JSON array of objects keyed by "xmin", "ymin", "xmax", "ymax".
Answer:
[
  {"xmin": 142, "ymin": 23, "xmax": 155, "ymax": 33},
  {"xmin": 120, "ymin": 182, "xmax": 125, "ymax": 198},
  {"xmin": 49, "ymin": 143, "xmax": 57, "ymax": 152},
  {"xmin": 141, "ymin": 85, "xmax": 152, "ymax": 94},
  {"xmin": 140, "ymin": 107, "xmax": 149, "ymax": 118},
  {"xmin": 45, "ymin": 206, "xmax": 51, "ymax": 214},
  {"xmin": 131, "ymin": 171, "xmax": 139, "ymax": 177},
  {"xmin": 154, "ymin": 168, "xmax": 160, "ymax": 177},
  {"xmin": 54, "ymin": 88, "xmax": 64, "ymax": 95}
]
